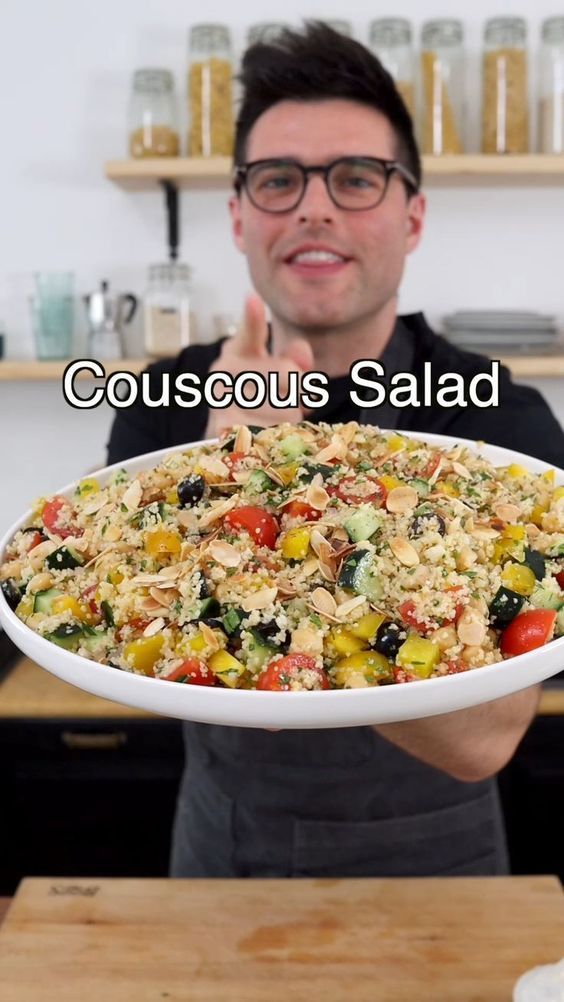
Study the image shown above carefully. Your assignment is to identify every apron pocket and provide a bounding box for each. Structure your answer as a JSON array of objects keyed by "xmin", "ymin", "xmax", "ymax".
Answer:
[
  {"xmin": 169, "ymin": 770, "xmax": 235, "ymax": 877},
  {"xmin": 291, "ymin": 792, "xmax": 505, "ymax": 877}
]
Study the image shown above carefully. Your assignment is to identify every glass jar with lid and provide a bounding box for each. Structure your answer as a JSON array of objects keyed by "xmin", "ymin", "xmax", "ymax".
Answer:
[
  {"xmin": 325, "ymin": 20, "xmax": 352, "ymax": 37},
  {"xmin": 539, "ymin": 17, "xmax": 564, "ymax": 154},
  {"xmin": 482, "ymin": 17, "xmax": 529, "ymax": 153},
  {"xmin": 369, "ymin": 19, "xmax": 415, "ymax": 118},
  {"xmin": 247, "ymin": 22, "xmax": 289, "ymax": 46},
  {"xmin": 144, "ymin": 263, "xmax": 191, "ymax": 358},
  {"xmin": 420, "ymin": 20, "xmax": 465, "ymax": 155},
  {"xmin": 128, "ymin": 69, "xmax": 179, "ymax": 158},
  {"xmin": 188, "ymin": 23, "xmax": 234, "ymax": 157}
]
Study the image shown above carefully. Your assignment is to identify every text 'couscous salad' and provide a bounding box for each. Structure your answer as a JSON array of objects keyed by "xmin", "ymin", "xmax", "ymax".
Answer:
[{"xmin": 2, "ymin": 422, "xmax": 564, "ymax": 691}]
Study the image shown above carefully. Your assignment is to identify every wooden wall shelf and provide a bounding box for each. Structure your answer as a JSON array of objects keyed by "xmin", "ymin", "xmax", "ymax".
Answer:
[
  {"xmin": 105, "ymin": 154, "xmax": 564, "ymax": 190},
  {"xmin": 0, "ymin": 360, "xmax": 149, "ymax": 381}
]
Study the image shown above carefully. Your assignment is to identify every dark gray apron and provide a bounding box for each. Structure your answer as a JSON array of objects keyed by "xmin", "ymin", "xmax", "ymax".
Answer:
[{"xmin": 169, "ymin": 323, "xmax": 510, "ymax": 879}]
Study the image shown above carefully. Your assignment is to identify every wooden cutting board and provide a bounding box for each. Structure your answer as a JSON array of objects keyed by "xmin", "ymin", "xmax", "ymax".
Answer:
[{"xmin": 1, "ymin": 876, "xmax": 563, "ymax": 1000}]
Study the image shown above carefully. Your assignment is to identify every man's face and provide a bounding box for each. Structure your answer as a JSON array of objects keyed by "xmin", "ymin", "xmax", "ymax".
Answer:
[{"xmin": 230, "ymin": 98, "xmax": 425, "ymax": 334}]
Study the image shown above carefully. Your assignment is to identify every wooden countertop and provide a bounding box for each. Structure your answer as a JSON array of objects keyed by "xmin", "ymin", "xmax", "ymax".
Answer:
[
  {"xmin": 1, "ymin": 655, "xmax": 563, "ymax": 718},
  {"xmin": 0, "ymin": 875, "xmax": 562, "ymax": 1000}
]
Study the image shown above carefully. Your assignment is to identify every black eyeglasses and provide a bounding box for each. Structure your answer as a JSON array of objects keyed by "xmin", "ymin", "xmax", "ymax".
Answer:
[{"xmin": 233, "ymin": 156, "xmax": 419, "ymax": 213}]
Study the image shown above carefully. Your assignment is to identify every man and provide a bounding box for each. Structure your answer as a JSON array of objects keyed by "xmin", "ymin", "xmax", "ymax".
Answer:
[{"xmin": 107, "ymin": 23, "xmax": 564, "ymax": 878}]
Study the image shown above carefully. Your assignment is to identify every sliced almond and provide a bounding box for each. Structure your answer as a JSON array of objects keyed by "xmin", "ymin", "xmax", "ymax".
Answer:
[
  {"xmin": 315, "ymin": 434, "xmax": 347, "ymax": 464},
  {"xmin": 199, "ymin": 622, "xmax": 221, "ymax": 651},
  {"xmin": 494, "ymin": 503, "xmax": 522, "ymax": 523},
  {"xmin": 264, "ymin": 466, "xmax": 285, "ymax": 487},
  {"xmin": 149, "ymin": 587, "xmax": 178, "ymax": 608},
  {"xmin": 305, "ymin": 481, "xmax": 330, "ymax": 512},
  {"xmin": 176, "ymin": 510, "xmax": 199, "ymax": 531},
  {"xmin": 455, "ymin": 546, "xmax": 477, "ymax": 571},
  {"xmin": 318, "ymin": 559, "xmax": 336, "ymax": 583},
  {"xmin": 196, "ymin": 455, "xmax": 230, "ymax": 484},
  {"xmin": 389, "ymin": 537, "xmax": 420, "ymax": 566},
  {"xmin": 234, "ymin": 424, "xmax": 252, "ymax": 455},
  {"xmin": 386, "ymin": 486, "xmax": 418, "ymax": 514},
  {"xmin": 526, "ymin": 523, "xmax": 540, "ymax": 539},
  {"xmin": 241, "ymin": 586, "xmax": 278, "ymax": 612},
  {"xmin": 157, "ymin": 565, "xmax": 182, "ymax": 580},
  {"xmin": 452, "ymin": 461, "xmax": 471, "ymax": 480},
  {"xmin": 199, "ymin": 496, "xmax": 238, "ymax": 528},
  {"xmin": 470, "ymin": 524, "xmax": 500, "ymax": 540},
  {"xmin": 121, "ymin": 479, "xmax": 143, "ymax": 511},
  {"xmin": 428, "ymin": 457, "xmax": 443, "ymax": 485},
  {"xmin": 309, "ymin": 528, "xmax": 328, "ymax": 556},
  {"xmin": 27, "ymin": 572, "xmax": 54, "ymax": 594},
  {"xmin": 339, "ymin": 421, "xmax": 359, "ymax": 445},
  {"xmin": 310, "ymin": 587, "xmax": 337, "ymax": 618},
  {"xmin": 336, "ymin": 595, "xmax": 367, "ymax": 619},
  {"xmin": 103, "ymin": 524, "xmax": 122, "ymax": 543},
  {"xmin": 143, "ymin": 617, "xmax": 166, "ymax": 637},
  {"xmin": 208, "ymin": 540, "xmax": 242, "ymax": 568},
  {"xmin": 82, "ymin": 495, "xmax": 107, "ymax": 516},
  {"xmin": 301, "ymin": 556, "xmax": 320, "ymax": 579},
  {"xmin": 141, "ymin": 597, "xmax": 166, "ymax": 612},
  {"xmin": 330, "ymin": 527, "xmax": 350, "ymax": 545}
]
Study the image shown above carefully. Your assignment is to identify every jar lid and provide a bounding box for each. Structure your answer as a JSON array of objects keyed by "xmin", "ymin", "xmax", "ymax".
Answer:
[
  {"xmin": 148, "ymin": 262, "xmax": 191, "ymax": 283},
  {"xmin": 422, "ymin": 19, "xmax": 464, "ymax": 48},
  {"xmin": 247, "ymin": 22, "xmax": 289, "ymax": 46},
  {"xmin": 484, "ymin": 17, "xmax": 527, "ymax": 46},
  {"xmin": 189, "ymin": 23, "xmax": 231, "ymax": 51},
  {"xmin": 542, "ymin": 17, "xmax": 564, "ymax": 44},
  {"xmin": 369, "ymin": 18, "xmax": 412, "ymax": 48},
  {"xmin": 132, "ymin": 69, "xmax": 175, "ymax": 93}
]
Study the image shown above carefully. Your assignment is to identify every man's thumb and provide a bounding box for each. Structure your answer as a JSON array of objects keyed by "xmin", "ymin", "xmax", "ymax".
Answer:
[{"xmin": 284, "ymin": 337, "xmax": 315, "ymax": 373}]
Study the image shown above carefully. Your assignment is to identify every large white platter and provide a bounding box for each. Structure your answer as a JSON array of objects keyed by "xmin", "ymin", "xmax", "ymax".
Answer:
[{"xmin": 1, "ymin": 431, "xmax": 564, "ymax": 730}]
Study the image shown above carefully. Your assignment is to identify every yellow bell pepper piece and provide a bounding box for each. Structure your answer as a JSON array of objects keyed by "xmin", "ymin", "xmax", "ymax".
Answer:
[
  {"xmin": 208, "ymin": 650, "xmax": 245, "ymax": 688},
  {"xmin": 435, "ymin": 480, "xmax": 459, "ymax": 498},
  {"xmin": 333, "ymin": 651, "xmax": 393, "ymax": 687},
  {"xmin": 553, "ymin": 486, "xmax": 564, "ymax": 502},
  {"xmin": 506, "ymin": 464, "xmax": 529, "ymax": 478},
  {"xmin": 387, "ymin": 435, "xmax": 407, "ymax": 453},
  {"xmin": 124, "ymin": 635, "xmax": 164, "ymax": 675},
  {"xmin": 396, "ymin": 635, "xmax": 440, "ymax": 678},
  {"xmin": 379, "ymin": 475, "xmax": 402, "ymax": 491},
  {"xmin": 530, "ymin": 501, "xmax": 549, "ymax": 527},
  {"xmin": 501, "ymin": 562, "xmax": 536, "ymax": 597},
  {"xmin": 107, "ymin": 569, "xmax": 124, "ymax": 586},
  {"xmin": 348, "ymin": 612, "xmax": 386, "ymax": 642},
  {"xmin": 274, "ymin": 462, "xmax": 299, "ymax": 486},
  {"xmin": 504, "ymin": 525, "xmax": 526, "ymax": 542},
  {"xmin": 493, "ymin": 538, "xmax": 525, "ymax": 564},
  {"xmin": 328, "ymin": 626, "xmax": 368, "ymax": 656},
  {"xmin": 75, "ymin": 478, "xmax": 100, "ymax": 498},
  {"xmin": 281, "ymin": 526, "xmax": 311, "ymax": 561},
  {"xmin": 15, "ymin": 595, "xmax": 35, "ymax": 621},
  {"xmin": 542, "ymin": 469, "xmax": 555, "ymax": 485},
  {"xmin": 52, "ymin": 595, "xmax": 92, "ymax": 623},
  {"xmin": 144, "ymin": 528, "xmax": 181, "ymax": 558}
]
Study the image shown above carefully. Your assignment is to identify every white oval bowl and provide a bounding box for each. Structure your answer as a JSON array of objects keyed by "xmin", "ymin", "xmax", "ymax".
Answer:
[{"xmin": 1, "ymin": 430, "xmax": 563, "ymax": 729}]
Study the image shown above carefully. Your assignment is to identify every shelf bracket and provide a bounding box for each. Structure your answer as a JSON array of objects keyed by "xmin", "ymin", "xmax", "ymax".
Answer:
[{"xmin": 159, "ymin": 180, "xmax": 180, "ymax": 261}]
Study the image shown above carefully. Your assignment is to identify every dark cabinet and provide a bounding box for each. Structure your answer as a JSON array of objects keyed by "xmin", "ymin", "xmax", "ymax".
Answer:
[{"xmin": 0, "ymin": 716, "xmax": 184, "ymax": 895}]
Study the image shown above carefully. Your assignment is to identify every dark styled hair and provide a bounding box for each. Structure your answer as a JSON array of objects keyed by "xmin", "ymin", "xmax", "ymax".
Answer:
[{"xmin": 234, "ymin": 21, "xmax": 422, "ymax": 190}]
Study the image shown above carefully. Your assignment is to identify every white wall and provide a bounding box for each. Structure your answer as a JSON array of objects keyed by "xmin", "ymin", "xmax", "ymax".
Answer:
[{"xmin": 1, "ymin": 0, "xmax": 563, "ymax": 531}]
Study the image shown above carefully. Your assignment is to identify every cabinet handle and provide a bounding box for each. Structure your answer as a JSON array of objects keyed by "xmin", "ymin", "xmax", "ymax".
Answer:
[{"xmin": 61, "ymin": 731, "xmax": 128, "ymax": 750}]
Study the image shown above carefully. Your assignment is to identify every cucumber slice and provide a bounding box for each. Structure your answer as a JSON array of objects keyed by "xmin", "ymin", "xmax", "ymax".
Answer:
[
  {"xmin": 530, "ymin": 584, "xmax": 564, "ymax": 611},
  {"xmin": 246, "ymin": 470, "xmax": 277, "ymax": 494},
  {"xmin": 222, "ymin": 608, "xmax": 245, "ymax": 635},
  {"xmin": 556, "ymin": 608, "xmax": 564, "ymax": 637},
  {"xmin": 521, "ymin": 547, "xmax": 546, "ymax": 581},
  {"xmin": 245, "ymin": 628, "xmax": 278, "ymax": 672},
  {"xmin": 46, "ymin": 623, "xmax": 85, "ymax": 651},
  {"xmin": 488, "ymin": 587, "xmax": 525, "ymax": 628},
  {"xmin": 299, "ymin": 463, "xmax": 336, "ymax": 483},
  {"xmin": 46, "ymin": 546, "xmax": 84, "ymax": 571},
  {"xmin": 81, "ymin": 628, "xmax": 111, "ymax": 654},
  {"xmin": 338, "ymin": 550, "xmax": 383, "ymax": 603},
  {"xmin": 34, "ymin": 587, "xmax": 64, "ymax": 614},
  {"xmin": 100, "ymin": 600, "xmax": 115, "ymax": 626},
  {"xmin": 344, "ymin": 505, "xmax": 382, "ymax": 543},
  {"xmin": 279, "ymin": 434, "xmax": 308, "ymax": 460}
]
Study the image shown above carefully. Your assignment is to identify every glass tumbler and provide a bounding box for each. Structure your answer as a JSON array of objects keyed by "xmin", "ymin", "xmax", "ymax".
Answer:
[{"xmin": 31, "ymin": 272, "xmax": 75, "ymax": 360}]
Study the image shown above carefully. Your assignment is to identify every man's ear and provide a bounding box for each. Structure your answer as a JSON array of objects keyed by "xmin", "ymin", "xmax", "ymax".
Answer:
[
  {"xmin": 229, "ymin": 194, "xmax": 246, "ymax": 254},
  {"xmin": 405, "ymin": 191, "xmax": 426, "ymax": 255}
]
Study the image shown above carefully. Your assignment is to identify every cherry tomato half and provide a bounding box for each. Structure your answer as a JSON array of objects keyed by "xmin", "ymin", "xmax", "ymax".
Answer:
[
  {"xmin": 256, "ymin": 654, "xmax": 330, "ymax": 691},
  {"xmin": 398, "ymin": 600, "xmax": 430, "ymax": 635},
  {"xmin": 281, "ymin": 500, "xmax": 322, "ymax": 522},
  {"xmin": 223, "ymin": 452, "xmax": 247, "ymax": 480},
  {"xmin": 42, "ymin": 496, "xmax": 82, "ymax": 539},
  {"xmin": 500, "ymin": 609, "xmax": 557, "ymax": 657},
  {"xmin": 162, "ymin": 658, "xmax": 216, "ymax": 686},
  {"xmin": 328, "ymin": 476, "xmax": 387, "ymax": 506},
  {"xmin": 556, "ymin": 570, "xmax": 564, "ymax": 590},
  {"xmin": 224, "ymin": 506, "xmax": 279, "ymax": 550}
]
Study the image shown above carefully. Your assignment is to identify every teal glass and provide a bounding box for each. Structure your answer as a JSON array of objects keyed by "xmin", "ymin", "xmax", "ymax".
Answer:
[{"xmin": 31, "ymin": 272, "xmax": 75, "ymax": 360}]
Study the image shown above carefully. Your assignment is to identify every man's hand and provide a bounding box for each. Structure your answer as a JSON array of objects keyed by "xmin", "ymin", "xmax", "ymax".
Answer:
[{"xmin": 205, "ymin": 294, "xmax": 314, "ymax": 438}]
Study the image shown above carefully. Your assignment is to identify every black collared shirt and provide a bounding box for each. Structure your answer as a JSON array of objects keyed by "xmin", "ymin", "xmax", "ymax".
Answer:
[{"xmin": 107, "ymin": 312, "xmax": 564, "ymax": 468}]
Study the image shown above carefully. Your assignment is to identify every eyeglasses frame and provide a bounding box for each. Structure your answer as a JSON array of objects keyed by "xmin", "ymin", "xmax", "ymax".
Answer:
[{"xmin": 232, "ymin": 155, "xmax": 420, "ymax": 213}]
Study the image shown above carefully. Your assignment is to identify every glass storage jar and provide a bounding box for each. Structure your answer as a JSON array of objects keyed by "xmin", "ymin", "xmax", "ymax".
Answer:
[
  {"xmin": 247, "ymin": 22, "xmax": 289, "ymax": 46},
  {"xmin": 369, "ymin": 19, "xmax": 415, "ymax": 117},
  {"xmin": 128, "ymin": 69, "xmax": 179, "ymax": 158},
  {"xmin": 539, "ymin": 17, "xmax": 564, "ymax": 154},
  {"xmin": 482, "ymin": 17, "xmax": 529, "ymax": 154},
  {"xmin": 325, "ymin": 20, "xmax": 352, "ymax": 37},
  {"xmin": 144, "ymin": 263, "xmax": 191, "ymax": 358},
  {"xmin": 421, "ymin": 20, "xmax": 465, "ymax": 155},
  {"xmin": 188, "ymin": 23, "xmax": 234, "ymax": 157}
]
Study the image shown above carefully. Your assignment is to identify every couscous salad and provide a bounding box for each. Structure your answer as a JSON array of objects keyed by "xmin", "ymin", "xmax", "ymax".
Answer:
[{"xmin": 2, "ymin": 422, "xmax": 564, "ymax": 691}]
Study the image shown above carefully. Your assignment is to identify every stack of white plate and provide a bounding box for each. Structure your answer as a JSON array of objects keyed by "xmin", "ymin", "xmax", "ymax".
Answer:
[{"xmin": 441, "ymin": 310, "xmax": 561, "ymax": 354}]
